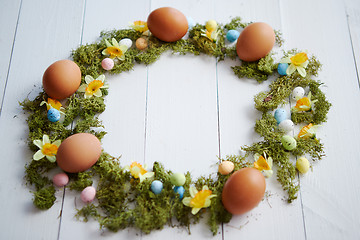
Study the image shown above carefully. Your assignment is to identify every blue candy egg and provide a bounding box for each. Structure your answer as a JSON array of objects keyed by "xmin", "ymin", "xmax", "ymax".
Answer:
[
  {"xmin": 226, "ymin": 30, "xmax": 240, "ymax": 43},
  {"xmin": 274, "ymin": 108, "xmax": 288, "ymax": 124},
  {"xmin": 277, "ymin": 63, "xmax": 288, "ymax": 76},
  {"xmin": 186, "ymin": 16, "xmax": 195, "ymax": 30},
  {"xmin": 151, "ymin": 180, "xmax": 163, "ymax": 195},
  {"xmin": 174, "ymin": 186, "xmax": 185, "ymax": 199},
  {"xmin": 47, "ymin": 108, "xmax": 60, "ymax": 122}
]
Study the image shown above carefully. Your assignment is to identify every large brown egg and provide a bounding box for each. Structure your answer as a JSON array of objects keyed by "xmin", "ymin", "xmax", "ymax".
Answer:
[
  {"xmin": 56, "ymin": 133, "xmax": 101, "ymax": 173},
  {"xmin": 43, "ymin": 59, "xmax": 81, "ymax": 100},
  {"xmin": 222, "ymin": 168, "xmax": 266, "ymax": 215},
  {"xmin": 236, "ymin": 22, "xmax": 275, "ymax": 62},
  {"xmin": 147, "ymin": 7, "xmax": 188, "ymax": 42}
]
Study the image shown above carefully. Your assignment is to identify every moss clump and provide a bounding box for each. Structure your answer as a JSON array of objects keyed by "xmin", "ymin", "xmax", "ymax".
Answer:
[
  {"xmin": 232, "ymin": 53, "xmax": 276, "ymax": 83},
  {"xmin": 33, "ymin": 186, "xmax": 56, "ymax": 210}
]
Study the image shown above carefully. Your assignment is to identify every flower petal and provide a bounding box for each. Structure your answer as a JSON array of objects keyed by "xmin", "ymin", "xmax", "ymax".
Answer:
[
  {"xmin": 46, "ymin": 155, "xmax": 56, "ymax": 163},
  {"xmin": 85, "ymin": 75, "xmax": 94, "ymax": 84},
  {"xmin": 112, "ymin": 38, "xmax": 119, "ymax": 47},
  {"xmin": 93, "ymin": 89, "xmax": 103, "ymax": 98},
  {"xmin": 202, "ymin": 185, "xmax": 209, "ymax": 191},
  {"xmin": 33, "ymin": 150, "xmax": 45, "ymax": 161},
  {"xmin": 97, "ymin": 74, "xmax": 105, "ymax": 82},
  {"xmin": 53, "ymin": 140, "xmax": 61, "ymax": 147},
  {"xmin": 189, "ymin": 186, "xmax": 198, "ymax": 198},
  {"xmin": 78, "ymin": 84, "xmax": 87, "ymax": 92},
  {"xmin": 191, "ymin": 208, "xmax": 201, "ymax": 215},
  {"xmin": 280, "ymin": 57, "xmax": 291, "ymax": 64},
  {"xmin": 33, "ymin": 139, "xmax": 43, "ymax": 149},
  {"xmin": 105, "ymin": 39, "xmax": 111, "ymax": 47},
  {"xmin": 43, "ymin": 135, "xmax": 50, "ymax": 144},
  {"xmin": 297, "ymin": 67, "xmax": 307, "ymax": 77},
  {"xmin": 286, "ymin": 64, "xmax": 296, "ymax": 75},
  {"xmin": 102, "ymin": 49, "xmax": 109, "ymax": 55},
  {"xmin": 182, "ymin": 197, "xmax": 191, "ymax": 206}
]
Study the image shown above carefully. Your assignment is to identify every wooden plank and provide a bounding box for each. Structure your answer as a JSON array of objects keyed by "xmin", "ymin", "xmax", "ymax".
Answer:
[
  {"xmin": 344, "ymin": 0, "xmax": 360, "ymax": 86},
  {"xmin": 281, "ymin": 0, "xmax": 360, "ymax": 239},
  {"xmin": 0, "ymin": 0, "xmax": 84, "ymax": 239},
  {"xmin": 58, "ymin": 0, "xmax": 150, "ymax": 239},
  {"xmin": 142, "ymin": 0, "xmax": 223, "ymax": 239},
  {"xmin": 0, "ymin": 0, "xmax": 21, "ymax": 107},
  {"xmin": 215, "ymin": 1, "xmax": 306, "ymax": 239}
]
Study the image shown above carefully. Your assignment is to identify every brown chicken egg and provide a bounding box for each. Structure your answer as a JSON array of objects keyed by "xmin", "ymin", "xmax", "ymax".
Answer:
[
  {"xmin": 56, "ymin": 133, "xmax": 101, "ymax": 173},
  {"xmin": 43, "ymin": 59, "xmax": 81, "ymax": 100},
  {"xmin": 236, "ymin": 22, "xmax": 275, "ymax": 62},
  {"xmin": 147, "ymin": 7, "xmax": 188, "ymax": 42},
  {"xmin": 222, "ymin": 168, "xmax": 266, "ymax": 215}
]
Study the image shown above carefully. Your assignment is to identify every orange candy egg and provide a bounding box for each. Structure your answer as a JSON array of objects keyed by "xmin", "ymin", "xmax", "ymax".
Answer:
[
  {"xmin": 43, "ymin": 59, "xmax": 81, "ymax": 100},
  {"xmin": 56, "ymin": 133, "xmax": 101, "ymax": 173},
  {"xmin": 236, "ymin": 22, "xmax": 275, "ymax": 62},
  {"xmin": 222, "ymin": 168, "xmax": 266, "ymax": 215},
  {"xmin": 147, "ymin": 7, "xmax": 188, "ymax": 42}
]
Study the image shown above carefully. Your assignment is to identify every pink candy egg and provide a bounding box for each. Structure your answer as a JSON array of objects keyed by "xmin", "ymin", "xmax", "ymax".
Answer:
[
  {"xmin": 81, "ymin": 186, "xmax": 96, "ymax": 203},
  {"xmin": 101, "ymin": 58, "xmax": 114, "ymax": 70},
  {"xmin": 52, "ymin": 173, "xmax": 69, "ymax": 187}
]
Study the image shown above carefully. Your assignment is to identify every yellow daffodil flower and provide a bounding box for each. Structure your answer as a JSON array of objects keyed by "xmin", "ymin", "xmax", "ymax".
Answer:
[
  {"xmin": 292, "ymin": 92, "xmax": 317, "ymax": 113},
  {"xmin": 33, "ymin": 135, "xmax": 61, "ymax": 162},
  {"xmin": 280, "ymin": 52, "xmax": 309, "ymax": 77},
  {"xmin": 201, "ymin": 29, "xmax": 220, "ymax": 43},
  {"xmin": 124, "ymin": 161, "xmax": 154, "ymax": 183},
  {"xmin": 130, "ymin": 20, "xmax": 148, "ymax": 33},
  {"xmin": 40, "ymin": 98, "xmax": 65, "ymax": 114},
  {"xmin": 298, "ymin": 123, "xmax": 320, "ymax": 139},
  {"xmin": 78, "ymin": 75, "xmax": 109, "ymax": 98},
  {"xmin": 102, "ymin": 38, "xmax": 128, "ymax": 60},
  {"xmin": 182, "ymin": 185, "xmax": 216, "ymax": 215},
  {"xmin": 253, "ymin": 152, "xmax": 273, "ymax": 178}
]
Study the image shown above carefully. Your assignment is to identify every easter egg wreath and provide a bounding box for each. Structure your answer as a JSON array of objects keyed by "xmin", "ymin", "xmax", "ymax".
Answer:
[{"xmin": 21, "ymin": 9, "xmax": 331, "ymax": 235}]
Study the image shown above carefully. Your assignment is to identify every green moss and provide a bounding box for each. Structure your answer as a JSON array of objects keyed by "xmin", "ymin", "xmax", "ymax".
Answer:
[
  {"xmin": 68, "ymin": 171, "xmax": 94, "ymax": 191},
  {"xmin": 224, "ymin": 17, "xmax": 248, "ymax": 30},
  {"xmin": 25, "ymin": 159, "xmax": 57, "ymax": 190},
  {"xmin": 33, "ymin": 186, "xmax": 56, "ymax": 210}
]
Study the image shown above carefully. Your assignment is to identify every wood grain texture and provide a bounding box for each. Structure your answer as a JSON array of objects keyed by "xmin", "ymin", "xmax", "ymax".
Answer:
[
  {"xmin": 0, "ymin": 0, "xmax": 360, "ymax": 239},
  {"xmin": 0, "ymin": 0, "xmax": 84, "ymax": 239}
]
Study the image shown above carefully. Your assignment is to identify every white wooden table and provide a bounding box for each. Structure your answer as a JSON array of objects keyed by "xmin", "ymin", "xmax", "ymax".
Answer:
[{"xmin": 1, "ymin": 0, "xmax": 360, "ymax": 239}]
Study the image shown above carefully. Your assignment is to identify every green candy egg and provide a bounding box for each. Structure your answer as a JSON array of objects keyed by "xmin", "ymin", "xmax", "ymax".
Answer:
[
  {"xmin": 170, "ymin": 172, "xmax": 186, "ymax": 186},
  {"xmin": 281, "ymin": 135, "xmax": 297, "ymax": 150}
]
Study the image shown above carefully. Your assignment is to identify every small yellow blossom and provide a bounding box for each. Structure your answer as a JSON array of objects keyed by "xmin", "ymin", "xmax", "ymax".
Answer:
[
  {"xmin": 280, "ymin": 52, "xmax": 309, "ymax": 77},
  {"xmin": 201, "ymin": 29, "xmax": 220, "ymax": 42},
  {"xmin": 130, "ymin": 21, "xmax": 148, "ymax": 33},
  {"xmin": 292, "ymin": 92, "xmax": 317, "ymax": 113},
  {"xmin": 78, "ymin": 75, "xmax": 109, "ymax": 98},
  {"xmin": 124, "ymin": 161, "xmax": 154, "ymax": 183},
  {"xmin": 253, "ymin": 152, "xmax": 273, "ymax": 178},
  {"xmin": 33, "ymin": 135, "xmax": 61, "ymax": 162},
  {"xmin": 102, "ymin": 38, "xmax": 128, "ymax": 60},
  {"xmin": 182, "ymin": 185, "xmax": 216, "ymax": 215},
  {"xmin": 298, "ymin": 123, "xmax": 320, "ymax": 139},
  {"xmin": 40, "ymin": 98, "xmax": 65, "ymax": 114}
]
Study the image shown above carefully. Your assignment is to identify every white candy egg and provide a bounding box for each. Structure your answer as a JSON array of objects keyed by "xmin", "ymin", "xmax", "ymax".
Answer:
[
  {"xmin": 119, "ymin": 38, "xmax": 133, "ymax": 48},
  {"xmin": 279, "ymin": 119, "xmax": 294, "ymax": 133},
  {"xmin": 291, "ymin": 87, "xmax": 305, "ymax": 101}
]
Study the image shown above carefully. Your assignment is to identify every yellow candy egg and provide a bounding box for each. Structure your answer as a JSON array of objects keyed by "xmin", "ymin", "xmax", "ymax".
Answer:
[
  {"xmin": 296, "ymin": 157, "xmax": 310, "ymax": 174},
  {"xmin": 205, "ymin": 20, "xmax": 217, "ymax": 31},
  {"xmin": 218, "ymin": 161, "xmax": 234, "ymax": 175}
]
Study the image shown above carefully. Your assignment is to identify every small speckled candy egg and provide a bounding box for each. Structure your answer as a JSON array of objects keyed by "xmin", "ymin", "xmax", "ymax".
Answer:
[
  {"xmin": 296, "ymin": 157, "xmax": 310, "ymax": 174},
  {"xmin": 205, "ymin": 20, "xmax": 217, "ymax": 31},
  {"xmin": 101, "ymin": 58, "xmax": 114, "ymax": 71},
  {"xmin": 278, "ymin": 119, "xmax": 294, "ymax": 133},
  {"xmin": 226, "ymin": 30, "xmax": 240, "ymax": 43},
  {"xmin": 119, "ymin": 38, "xmax": 133, "ymax": 48},
  {"xmin": 81, "ymin": 186, "xmax": 96, "ymax": 203},
  {"xmin": 52, "ymin": 173, "xmax": 69, "ymax": 187},
  {"xmin": 274, "ymin": 108, "xmax": 288, "ymax": 124},
  {"xmin": 151, "ymin": 180, "xmax": 163, "ymax": 194},
  {"xmin": 218, "ymin": 161, "xmax": 235, "ymax": 175},
  {"xmin": 136, "ymin": 38, "xmax": 148, "ymax": 50},
  {"xmin": 281, "ymin": 135, "xmax": 297, "ymax": 151},
  {"xmin": 174, "ymin": 186, "xmax": 185, "ymax": 199},
  {"xmin": 277, "ymin": 63, "xmax": 288, "ymax": 76},
  {"xmin": 187, "ymin": 16, "xmax": 195, "ymax": 30},
  {"xmin": 291, "ymin": 87, "xmax": 305, "ymax": 101},
  {"xmin": 170, "ymin": 172, "xmax": 186, "ymax": 186},
  {"xmin": 47, "ymin": 108, "xmax": 60, "ymax": 122}
]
